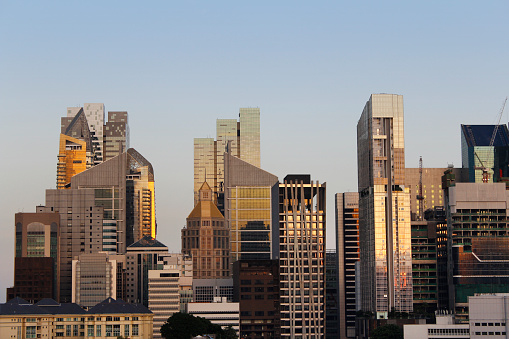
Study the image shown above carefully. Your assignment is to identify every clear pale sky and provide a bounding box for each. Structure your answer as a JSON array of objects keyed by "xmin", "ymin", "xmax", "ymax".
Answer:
[{"xmin": 1, "ymin": 1, "xmax": 508, "ymax": 302}]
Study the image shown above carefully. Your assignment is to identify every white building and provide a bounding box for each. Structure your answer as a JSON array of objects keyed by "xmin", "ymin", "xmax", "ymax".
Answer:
[
  {"xmin": 469, "ymin": 294, "xmax": 509, "ymax": 339},
  {"xmin": 148, "ymin": 253, "xmax": 193, "ymax": 339},
  {"xmin": 187, "ymin": 298, "xmax": 240, "ymax": 332}
]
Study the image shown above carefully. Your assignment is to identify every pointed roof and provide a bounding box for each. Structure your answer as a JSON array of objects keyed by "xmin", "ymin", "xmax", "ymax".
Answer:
[
  {"xmin": 187, "ymin": 201, "xmax": 224, "ymax": 219},
  {"xmin": 127, "ymin": 235, "xmax": 167, "ymax": 249},
  {"xmin": 88, "ymin": 297, "xmax": 151, "ymax": 314},
  {"xmin": 188, "ymin": 181, "xmax": 224, "ymax": 219},
  {"xmin": 64, "ymin": 108, "xmax": 93, "ymax": 153},
  {"xmin": 200, "ymin": 181, "xmax": 211, "ymax": 190},
  {"xmin": 6, "ymin": 297, "xmax": 30, "ymax": 305}
]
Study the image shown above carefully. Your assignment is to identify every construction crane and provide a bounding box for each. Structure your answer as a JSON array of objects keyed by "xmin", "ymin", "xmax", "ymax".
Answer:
[
  {"xmin": 416, "ymin": 156, "xmax": 425, "ymax": 220},
  {"xmin": 474, "ymin": 97, "xmax": 507, "ymax": 183}
]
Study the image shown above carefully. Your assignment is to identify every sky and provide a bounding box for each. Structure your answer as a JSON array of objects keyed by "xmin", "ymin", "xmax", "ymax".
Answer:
[{"xmin": 1, "ymin": 1, "xmax": 509, "ymax": 302}]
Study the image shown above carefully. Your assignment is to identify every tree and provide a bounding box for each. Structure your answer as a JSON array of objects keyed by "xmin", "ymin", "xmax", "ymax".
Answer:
[
  {"xmin": 160, "ymin": 313, "xmax": 238, "ymax": 339},
  {"xmin": 370, "ymin": 324, "xmax": 403, "ymax": 339}
]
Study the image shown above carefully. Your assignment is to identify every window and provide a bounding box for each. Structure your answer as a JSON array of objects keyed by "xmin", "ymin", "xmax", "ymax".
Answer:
[
  {"xmin": 66, "ymin": 325, "xmax": 71, "ymax": 336},
  {"xmin": 56, "ymin": 333, "xmax": 64, "ymax": 337},
  {"xmin": 96, "ymin": 325, "xmax": 102, "ymax": 336},
  {"xmin": 124, "ymin": 324, "xmax": 130, "ymax": 336},
  {"xmin": 26, "ymin": 326, "xmax": 36, "ymax": 339},
  {"xmin": 88, "ymin": 325, "xmax": 94, "ymax": 337},
  {"xmin": 73, "ymin": 324, "xmax": 79, "ymax": 336},
  {"xmin": 106, "ymin": 324, "xmax": 112, "ymax": 336},
  {"xmin": 113, "ymin": 317, "xmax": 120, "ymax": 321},
  {"xmin": 133, "ymin": 324, "xmax": 139, "ymax": 335},
  {"xmin": 113, "ymin": 325, "xmax": 120, "ymax": 336}
]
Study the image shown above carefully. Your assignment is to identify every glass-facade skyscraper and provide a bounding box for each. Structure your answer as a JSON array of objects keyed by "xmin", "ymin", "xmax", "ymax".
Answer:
[
  {"xmin": 194, "ymin": 108, "xmax": 261, "ymax": 210},
  {"xmin": 356, "ymin": 94, "xmax": 413, "ymax": 317}
]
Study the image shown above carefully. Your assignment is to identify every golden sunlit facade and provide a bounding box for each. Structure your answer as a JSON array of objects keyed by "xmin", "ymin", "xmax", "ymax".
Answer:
[
  {"xmin": 357, "ymin": 94, "xmax": 413, "ymax": 317},
  {"xmin": 182, "ymin": 182, "xmax": 230, "ymax": 279},
  {"xmin": 278, "ymin": 176, "xmax": 326, "ymax": 338},
  {"xmin": 228, "ymin": 186, "xmax": 272, "ymax": 262},
  {"xmin": 57, "ymin": 134, "xmax": 88, "ymax": 189}
]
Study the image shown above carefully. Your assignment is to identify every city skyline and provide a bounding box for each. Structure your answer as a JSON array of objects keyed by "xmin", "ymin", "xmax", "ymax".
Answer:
[{"xmin": 2, "ymin": 1, "xmax": 509, "ymax": 302}]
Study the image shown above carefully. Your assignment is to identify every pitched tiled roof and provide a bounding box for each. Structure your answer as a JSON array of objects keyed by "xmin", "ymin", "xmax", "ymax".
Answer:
[{"xmin": 88, "ymin": 297, "xmax": 152, "ymax": 314}]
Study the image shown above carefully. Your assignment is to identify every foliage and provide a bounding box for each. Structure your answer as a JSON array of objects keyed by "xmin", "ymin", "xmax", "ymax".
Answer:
[
  {"xmin": 160, "ymin": 312, "xmax": 238, "ymax": 339},
  {"xmin": 370, "ymin": 324, "xmax": 403, "ymax": 339}
]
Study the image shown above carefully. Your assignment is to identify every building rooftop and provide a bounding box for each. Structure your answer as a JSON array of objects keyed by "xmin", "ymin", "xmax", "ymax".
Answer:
[
  {"xmin": 127, "ymin": 235, "xmax": 167, "ymax": 249},
  {"xmin": 88, "ymin": 297, "xmax": 152, "ymax": 314},
  {"xmin": 461, "ymin": 124, "xmax": 509, "ymax": 147}
]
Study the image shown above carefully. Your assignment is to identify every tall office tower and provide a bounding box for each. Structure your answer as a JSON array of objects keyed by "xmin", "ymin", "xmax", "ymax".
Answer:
[
  {"xmin": 57, "ymin": 109, "xmax": 95, "ymax": 189},
  {"xmin": 224, "ymin": 151, "xmax": 279, "ymax": 263},
  {"xmin": 233, "ymin": 260, "xmax": 280, "ymax": 339},
  {"xmin": 442, "ymin": 181, "xmax": 509, "ymax": 322},
  {"xmin": 405, "ymin": 167, "xmax": 468, "ymax": 221},
  {"xmin": 239, "ymin": 108, "xmax": 261, "ymax": 167},
  {"xmin": 182, "ymin": 182, "xmax": 230, "ymax": 278},
  {"xmin": 148, "ymin": 253, "xmax": 193, "ymax": 339},
  {"xmin": 325, "ymin": 250, "xmax": 339, "ymax": 339},
  {"xmin": 410, "ymin": 218, "xmax": 438, "ymax": 314},
  {"xmin": 71, "ymin": 252, "xmax": 126, "ymax": 308},
  {"xmin": 425, "ymin": 206, "xmax": 448, "ymax": 310},
  {"xmin": 104, "ymin": 111, "xmax": 130, "ymax": 161},
  {"xmin": 194, "ymin": 108, "xmax": 261, "ymax": 209},
  {"xmin": 126, "ymin": 236, "xmax": 169, "ymax": 307},
  {"xmin": 81, "ymin": 103, "xmax": 105, "ymax": 164},
  {"xmin": 461, "ymin": 124, "xmax": 509, "ymax": 183},
  {"xmin": 44, "ymin": 148, "xmax": 156, "ymax": 301},
  {"xmin": 126, "ymin": 149, "xmax": 157, "ymax": 242},
  {"xmin": 357, "ymin": 94, "xmax": 413, "ymax": 317},
  {"xmin": 278, "ymin": 175, "xmax": 326, "ymax": 338},
  {"xmin": 7, "ymin": 212, "xmax": 60, "ymax": 302},
  {"xmin": 335, "ymin": 192, "xmax": 359, "ymax": 339}
]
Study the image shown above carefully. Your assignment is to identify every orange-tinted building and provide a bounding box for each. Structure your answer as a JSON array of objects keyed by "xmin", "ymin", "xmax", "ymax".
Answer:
[{"xmin": 182, "ymin": 182, "xmax": 230, "ymax": 278}]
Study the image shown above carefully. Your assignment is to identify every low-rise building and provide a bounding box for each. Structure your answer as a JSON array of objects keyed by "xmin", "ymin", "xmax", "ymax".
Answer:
[
  {"xmin": 0, "ymin": 297, "xmax": 153, "ymax": 339},
  {"xmin": 188, "ymin": 298, "xmax": 240, "ymax": 333}
]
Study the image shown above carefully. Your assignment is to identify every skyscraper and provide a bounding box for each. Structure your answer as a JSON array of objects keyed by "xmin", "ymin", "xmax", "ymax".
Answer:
[
  {"xmin": 182, "ymin": 182, "xmax": 230, "ymax": 278},
  {"xmin": 461, "ymin": 124, "xmax": 509, "ymax": 183},
  {"xmin": 194, "ymin": 108, "xmax": 261, "ymax": 210},
  {"xmin": 43, "ymin": 148, "xmax": 156, "ymax": 301},
  {"xmin": 224, "ymin": 151, "xmax": 278, "ymax": 263},
  {"xmin": 278, "ymin": 175, "xmax": 326, "ymax": 338},
  {"xmin": 357, "ymin": 94, "xmax": 413, "ymax": 317},
  {"xmin": 335, "ymin": 192, "xmax": 359, "ymax": 339}
]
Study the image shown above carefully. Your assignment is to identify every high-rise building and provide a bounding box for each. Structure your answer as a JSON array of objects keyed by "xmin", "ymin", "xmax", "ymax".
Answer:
[
  {"xmin": 126, "ymin": 236, "xmax": 169, "ymax": 307},
  {"xmin": 43, "ymin": 148, "xmax": 156, "ymax": 302},
  {"xmin": 233, "ymin": 259, "xmax": 281, "ymax": 339},
  {"xmin": 58, "ymin": 109, "xmax": 95, "ymax": 189},
  {"xmin": 442, "ymin": 181, "xmax": 509, "ymax": 321},
  {"xmin": 335, "ymin": 192, "xmax": 359, "ymax": 339},
  {"xmin": 182, "ymin": 182, "xmax": 230, "ymax": 279},
  {"xmin": 405, "ymin": 167, "xmax": 468, "ymax": 221},
  {"xmin": 325, "ymin": 250, "xmax": 339, "ymax": 339},
  {"xmin": 148, "ymin": 253, "xmax": 193, "ymax": 339},
  {"xmin": 224, "ymin": 151, "xmax": 279, "ymax": 263},
  {"xmin": 461, "ymin": 124, "xmax": 509, "ymax": 183},
  {"xmin": 8, "ymin": 212, "xmax": 60, "ymax": 301},
  {"xmin": 71, "ymin": 252, "xmax": 127, "ymax": 308},
  {"xmin": 194, "ymin": 108, "xmax": 261, "ymax": 210},
  {"xmin": 278, "ymin": 175, "xmax": 326, "ymax": 338},
  {"xmin": 357, "ymin": 94, "xmax": 413, "ymax": 317},
  {"xmin": 104, "ymin": 111, "xmax": 130, "ymax": 161}
]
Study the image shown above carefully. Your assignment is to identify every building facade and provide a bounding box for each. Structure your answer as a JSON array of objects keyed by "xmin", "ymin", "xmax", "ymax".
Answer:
[
  {"xmin": 443, "ymin": 182, "xmax": 509, "ymax": 321},
  {"xmin": 224, "ymin": 151, "xmax": 279, "ymax": 263},
  {"xmin": 278, "ymin": 175, "xmax": 326, "ymax": 338},
  {"xmin": 335, "ymin": 192, "xmax": 359, "ymax": 339},
  {"xmin": 357, "ymin": 94, "xmax": 413, "ymax": 316},
  {"xmin": 194, "ymin": 108, "xmax": 261, "ymax": 209},
  {"xmin": 148, "ymin": 253, "xmax": 193, "ymax": 338},
  {"xmin": 461, "ymin": 124, "xmax": 509, "ymax": 183},
  {"xmin": 233, "ymin": 259, "xmax": 280, "ymax": 339},
  {"xmin": 126, "ymin": 236, "xmax": 169, "ymax": 307},
  {"xmin": 182, "ymin": 182, "xmax": 230, "ymax": 278}
]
